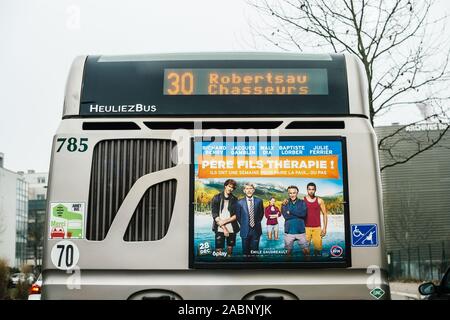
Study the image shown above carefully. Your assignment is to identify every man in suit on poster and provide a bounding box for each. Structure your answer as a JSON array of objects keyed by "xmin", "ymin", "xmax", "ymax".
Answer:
[{"xmin": 236, "ymin": 183, "xmax": 264, "ymax": 256}]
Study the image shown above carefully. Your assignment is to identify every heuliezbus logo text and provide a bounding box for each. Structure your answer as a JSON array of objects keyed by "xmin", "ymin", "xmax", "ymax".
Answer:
[{"xmin": 89, "ymin": 103, "xmax": 157, "ymax": 113}]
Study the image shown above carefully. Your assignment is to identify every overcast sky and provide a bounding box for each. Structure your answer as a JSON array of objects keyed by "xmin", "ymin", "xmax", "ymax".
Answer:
[{"xmin": 1, "ymin": 0, "xmax": 449, "ymax": 173}]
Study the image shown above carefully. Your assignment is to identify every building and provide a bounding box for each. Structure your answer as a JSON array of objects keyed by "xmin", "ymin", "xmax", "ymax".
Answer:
[
  {"xmin": 25, "ymin": 170, "xmax": 48, "ymax": 200},
  {"xmin": 376, "ymin": 124, "xmax": 450, "ymax": 280},
  {"xmin": 24, "ymin": 170, "xmax": 48, "ymax": 268},
  {"xmin": 0, "ymin": 153, "xmax": 28, "ymax": 268}
]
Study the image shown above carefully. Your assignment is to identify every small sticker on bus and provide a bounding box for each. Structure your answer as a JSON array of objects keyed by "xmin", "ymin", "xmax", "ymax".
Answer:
[
  {"xmin": 50, "ymin": 240, "xmax": 80, "ymax": 270},
  {"xmin": 351, "ymin": 224, "xmax": 378, "ymax": 247},
  {"xmin": 49, "ymin": 202, "xmax": 85, "ymax": 239}
]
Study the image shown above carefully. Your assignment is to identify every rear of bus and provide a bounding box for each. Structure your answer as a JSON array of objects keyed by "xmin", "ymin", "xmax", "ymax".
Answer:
[{"xmin": 42, "ymin": 52, "xmax": 390, "ymax": 300}]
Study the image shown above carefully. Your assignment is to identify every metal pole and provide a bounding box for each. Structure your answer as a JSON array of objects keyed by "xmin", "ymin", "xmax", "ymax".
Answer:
[
  {"xmin": 390, "ymin": 251, "xmax": 395, "ymax": 280},
  {"xmin": 428, "ymin": 243, "xmax": 433, "ymax": 280},
  {"xmin": 418, "ymin": 246, "xmax": 421, "ymax": 280},
  {"xmin": 441, "ymin": 241, "xmax": 446, "ymax": 278},
  {"xmin": 407, "ymin": 246, "xmax": 411, "ymax": 279}
]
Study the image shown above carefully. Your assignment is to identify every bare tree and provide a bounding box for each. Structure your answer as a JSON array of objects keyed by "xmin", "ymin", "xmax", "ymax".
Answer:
[
  {"xmin": 28, "ymin": 212, "xmax": 44, "ymax": 268},
  {"xmin": 378, "ymin": 108, "xmax": 449, "ymax": 170},
  {"xmin": 246, "ymin": 0, "xmax": 450, "ymax": 171}
]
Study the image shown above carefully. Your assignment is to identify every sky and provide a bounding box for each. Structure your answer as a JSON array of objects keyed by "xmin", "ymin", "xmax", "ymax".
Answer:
[{"xmin": 1, "ymin": 0, "xmax": 450, "ymax": 173}]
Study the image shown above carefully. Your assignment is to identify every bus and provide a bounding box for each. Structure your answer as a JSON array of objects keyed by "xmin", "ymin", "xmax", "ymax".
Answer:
[{"xmin": 42, "ymin": 52, "xmax": 390, "ymax": 300}]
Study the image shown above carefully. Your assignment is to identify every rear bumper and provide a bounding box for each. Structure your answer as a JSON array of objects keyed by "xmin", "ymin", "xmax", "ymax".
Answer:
[
  {"xmin": 28, "ymin": 294, "xmax": 42, "ymax": 300},
  {"xmin": 42, "ymin": 269, "xmax": 391, "ymax": 300}
]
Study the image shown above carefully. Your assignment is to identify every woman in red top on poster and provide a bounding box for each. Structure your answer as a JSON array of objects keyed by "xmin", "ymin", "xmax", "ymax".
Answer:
[{"xmin": 264, "ymin": 197, "xmax": 281, "ymax": 240}]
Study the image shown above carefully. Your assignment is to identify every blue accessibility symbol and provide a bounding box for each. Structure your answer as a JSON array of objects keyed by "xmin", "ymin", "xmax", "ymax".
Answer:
[{"xmin": 351, "ymin": 224, "xmax": 378, "ymax": 247}]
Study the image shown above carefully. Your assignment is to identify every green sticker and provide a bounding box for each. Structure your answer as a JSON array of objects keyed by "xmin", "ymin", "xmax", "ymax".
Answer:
[
  {"xmin": 369, "ymin": 287, "xmax": 385, "ymax": 299},
  {"xmin": 49, "ymin": 203, "xmax": 85, "ymax": 239}
]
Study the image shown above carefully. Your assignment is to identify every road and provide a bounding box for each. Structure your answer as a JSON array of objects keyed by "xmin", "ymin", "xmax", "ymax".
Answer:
[{"xmin": 389, "ymin": 281, "xmax": 421, "ymax": 300}]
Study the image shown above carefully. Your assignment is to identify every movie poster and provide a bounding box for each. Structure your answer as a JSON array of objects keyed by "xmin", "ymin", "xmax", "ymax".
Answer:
[{"xmin": 192, "ymin": 137, "xmax": 348, "ymax": 266}]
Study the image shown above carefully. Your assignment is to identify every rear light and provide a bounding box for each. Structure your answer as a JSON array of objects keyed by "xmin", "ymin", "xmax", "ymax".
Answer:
[{"xmin": 29, "ymin": 284, "xmax": 41, "ymax": 295}]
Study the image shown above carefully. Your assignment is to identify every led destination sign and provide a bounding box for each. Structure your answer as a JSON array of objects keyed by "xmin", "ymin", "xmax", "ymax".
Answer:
[
  {"xmin": 164, "ymin": 69, "xmax": 329, "ymax": 96},
  {"xmin": 79, "ymin": 55, "xmax": 350, "ymax": 116}
]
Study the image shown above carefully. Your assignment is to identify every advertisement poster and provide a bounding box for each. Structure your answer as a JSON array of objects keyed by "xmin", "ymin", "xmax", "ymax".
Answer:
[{"xmin": 192, "ymin": 137, "xmax": 349, "ymax": 266}]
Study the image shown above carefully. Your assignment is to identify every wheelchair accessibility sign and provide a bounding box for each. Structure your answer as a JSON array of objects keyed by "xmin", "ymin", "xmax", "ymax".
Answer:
[{"xmin": 351, "ymin": 224, "xmax": 378, "ymax": 247}]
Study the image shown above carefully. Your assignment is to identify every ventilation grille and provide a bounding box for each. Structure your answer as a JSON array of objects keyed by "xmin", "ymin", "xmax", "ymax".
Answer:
[
  {"xmin": 144, "ymin": 121, "xmax": 282, "ymax": 130},
  {"xmin": 286, "ymin": 121, "xmax": 345, "ymax": 129},
  {"xmin": 83, "ymin": 122, "xmax": 141, "ymax": 130},
  {"xmin": 87, "ymin": 139, "xmax": 177, "ymax": 241},
  {"xmin": 124, "ymin": 179, "xmax": 177, "ymax": 241}
]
